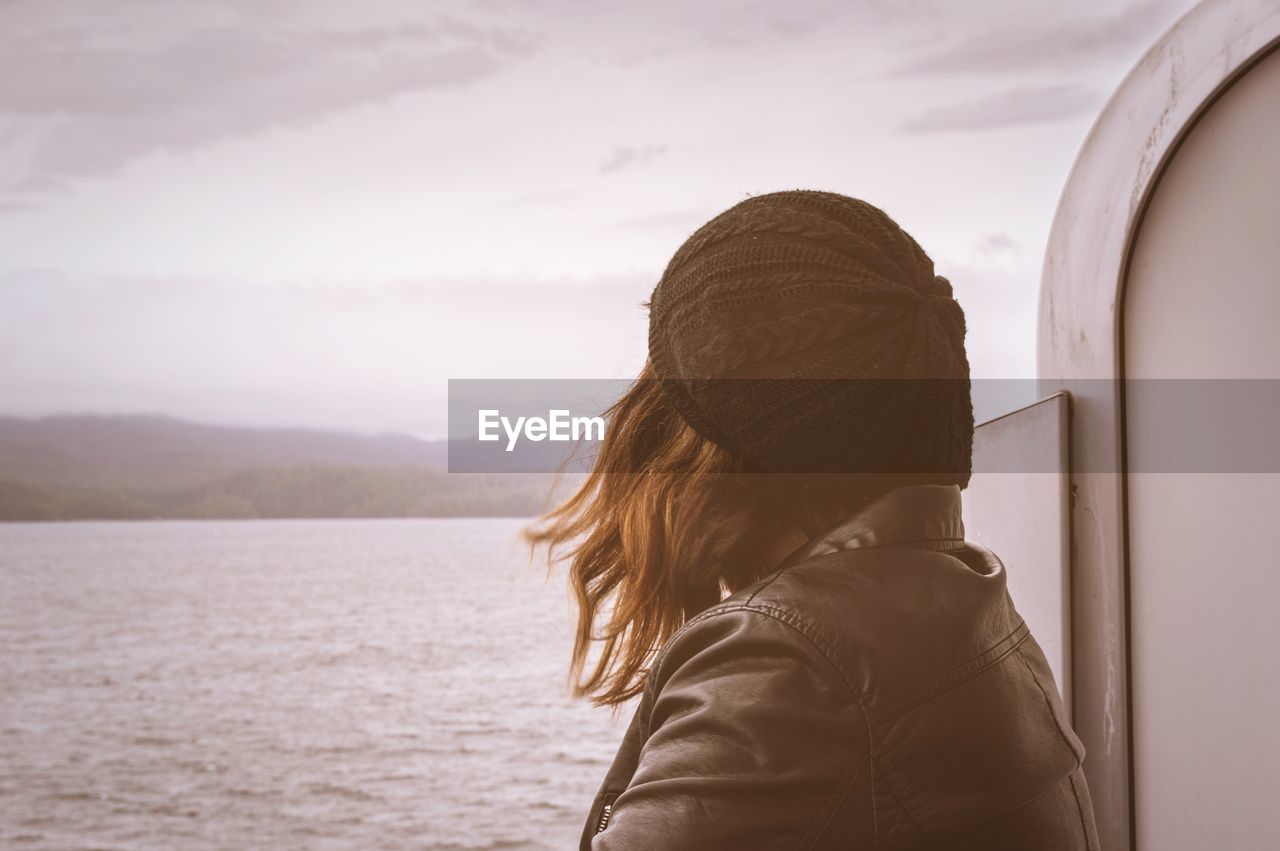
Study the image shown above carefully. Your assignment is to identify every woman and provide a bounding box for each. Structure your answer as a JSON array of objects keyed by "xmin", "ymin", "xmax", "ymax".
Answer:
[{"xmin": 528, "ymin": 191, "xmax": 1098, "ymax": 849}]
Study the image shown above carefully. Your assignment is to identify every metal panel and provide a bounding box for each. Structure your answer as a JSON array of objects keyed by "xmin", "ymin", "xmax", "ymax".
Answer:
[
  {"xmin": 1123, "ymin": 42, "xmax": 1280, "ymax": 850},
  {"xmin": 963, "ymin": 393, "xmax": 1072, "ymax": 714},
  {"xmin": 1038, "ymin": 2, "xmax": 1280, "ymax": 846}
]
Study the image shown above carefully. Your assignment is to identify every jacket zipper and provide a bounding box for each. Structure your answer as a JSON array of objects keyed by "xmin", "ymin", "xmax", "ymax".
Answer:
[{"xmin": 595, "ymin": 793, "xmax": 619, "ymax": 834}]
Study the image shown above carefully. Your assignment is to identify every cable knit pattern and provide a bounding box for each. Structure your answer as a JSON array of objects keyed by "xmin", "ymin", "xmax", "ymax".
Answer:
[{"xmin": 647, "ymin": 190, "xmax": 974, "ymax": 482}]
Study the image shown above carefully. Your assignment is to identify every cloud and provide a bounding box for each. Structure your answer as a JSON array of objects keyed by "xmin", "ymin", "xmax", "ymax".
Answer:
[
  {"xmin": 894, "ymin": 0, "xmax": 1190, "ymax": 75},
  {"xmin": 599, "ymin": 144, "xmax": 668, "ymax": 174},
  {"xmin": 979, "ymin": 232, "xmax": 1019, "ymax": 254},
  {"xmin": 699, "ymin": 5, "xmax": 851, "ymax": 46},
  {"xmin": 899, "ymin": 84, "xmax": 1102, "ymax": 133},
  {"xmin": 0, "ymin": 200, "xmax": 34, "ymax": 216},
  {"xmin": 0, "ymin": 14, "xmax": 540, "ymax": 198}
]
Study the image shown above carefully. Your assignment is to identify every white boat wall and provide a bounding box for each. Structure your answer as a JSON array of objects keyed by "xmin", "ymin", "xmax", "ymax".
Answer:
[{"xmin": 967, "ymin": 2, "xmax": 1280, "ymax": 848}]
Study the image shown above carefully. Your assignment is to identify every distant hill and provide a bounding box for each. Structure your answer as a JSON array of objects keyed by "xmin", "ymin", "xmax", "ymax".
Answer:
[
  {"xmin": 0, "ymin": 414, "xmax": 450, "ymax": 487},
  {"xmin": 0, "ymin": 415, "xmax": 567, "ymax": 521}
]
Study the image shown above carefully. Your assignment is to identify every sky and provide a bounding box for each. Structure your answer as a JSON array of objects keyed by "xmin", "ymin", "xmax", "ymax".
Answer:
[{"xmin": 0, "ymin": 0, "xmax": 1199, "ymax": 437}]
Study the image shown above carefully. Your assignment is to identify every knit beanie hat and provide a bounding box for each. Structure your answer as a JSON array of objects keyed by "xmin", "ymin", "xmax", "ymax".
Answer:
[{"xmin": 647, "ymin": 190, "xmax": 973, "ymax": 486}]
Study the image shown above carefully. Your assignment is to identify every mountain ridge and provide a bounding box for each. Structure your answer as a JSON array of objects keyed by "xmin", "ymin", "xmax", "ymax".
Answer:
[{"xmin": 0, "ymin": 414, "xmax": 562, "ymax": 521}]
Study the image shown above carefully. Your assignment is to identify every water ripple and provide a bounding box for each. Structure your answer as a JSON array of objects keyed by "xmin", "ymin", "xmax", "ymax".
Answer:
[{"xmin": 0, "ymin": 518, "xmax": 629, "ymax": 850}]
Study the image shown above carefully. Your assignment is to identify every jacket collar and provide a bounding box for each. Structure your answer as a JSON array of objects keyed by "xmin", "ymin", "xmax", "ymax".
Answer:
[{"xmin": 778, "ymin": 484, "xmax": 965, "ymax": 568}]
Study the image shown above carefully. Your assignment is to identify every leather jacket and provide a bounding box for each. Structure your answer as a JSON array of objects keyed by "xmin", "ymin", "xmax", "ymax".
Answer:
[{"xmin": 581, "ymin": 484, "xmax": 1099, "ymax": 850}]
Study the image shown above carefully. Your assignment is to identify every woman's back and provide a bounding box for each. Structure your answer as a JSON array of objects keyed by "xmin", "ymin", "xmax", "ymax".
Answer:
[{"xmin": 581, "ymin": 484, "xmax": 1097, "ymax": 849}]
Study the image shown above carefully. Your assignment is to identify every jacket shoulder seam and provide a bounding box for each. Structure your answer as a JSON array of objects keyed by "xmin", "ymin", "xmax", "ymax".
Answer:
[
  {"xmin": 1017, "ymin": 649, "xmax": 1085, "ymax": 771},
  {"xmin": 797, "ymin": 732, "xmax": 874, "ymax": 849},
  {"xmin": 644, "ymin": 603, "xmax": 877, "ymax": 846},
  {"xmin": 1068, "ymin": 767, "xmax": 1097, "ymax": 851},
  {"xmin": 654, "ymin": 603, "xmax": 857, "ymax": 700},
  {"xmin": 870, "ymin": 620, "xmax": 1032, "ymax": 726},
  {"xmin": 736, "ymin": 603, "xmax": 882, "ymax": 847},
  {"xmin": 640, "ymin": 603, "xmax": 833, "ymax": 739}
]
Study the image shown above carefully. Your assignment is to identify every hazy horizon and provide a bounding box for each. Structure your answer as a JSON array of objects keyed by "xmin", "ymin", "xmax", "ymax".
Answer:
[{"xmin": 0, "ymin": 409, "xmax": 446, "ymax": 441}]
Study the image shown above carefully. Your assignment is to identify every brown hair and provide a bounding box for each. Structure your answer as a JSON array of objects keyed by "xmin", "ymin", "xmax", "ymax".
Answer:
[{"xmin": 525, "ymin": 362, "xmax": 899, "ymax": 707}]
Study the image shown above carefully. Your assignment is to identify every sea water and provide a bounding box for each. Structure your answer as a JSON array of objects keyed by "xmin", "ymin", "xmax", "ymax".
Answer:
[{"xmin": 0, "ymin": 518, "xmax": 627, "ymax": 850}]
